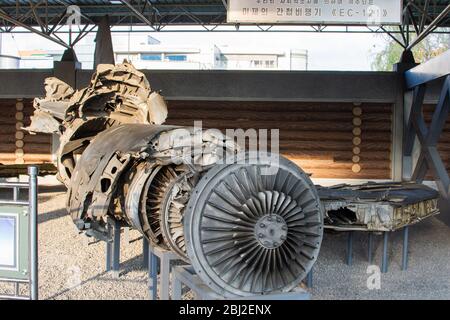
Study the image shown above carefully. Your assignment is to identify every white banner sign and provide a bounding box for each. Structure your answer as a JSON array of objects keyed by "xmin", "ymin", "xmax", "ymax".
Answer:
[{"xmin": 227, "ymin": 0, "xmax": 403, "ymax": 25}]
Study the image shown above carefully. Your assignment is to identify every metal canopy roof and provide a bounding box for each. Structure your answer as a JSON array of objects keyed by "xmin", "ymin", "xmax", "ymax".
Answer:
[
  {"xmin": 0, "ymin": 1, "xmax": 449, "ymax": 27},
  {"xmin": 1, "ymin": 1, "xmax": 227, "ymax": 26},
  {"xmin": 0, "ymin": 1, "xmax": 448, "ymax": 49}
]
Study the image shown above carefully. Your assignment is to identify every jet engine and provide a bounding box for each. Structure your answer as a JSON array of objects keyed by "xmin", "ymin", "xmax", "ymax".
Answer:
[{"xmin": 27, "ymin": 62, "xmax": 323, "ymax": 297}]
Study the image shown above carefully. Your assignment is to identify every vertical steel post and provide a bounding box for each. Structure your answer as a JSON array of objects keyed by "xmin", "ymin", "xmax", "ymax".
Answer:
[
  {"xmin": 149, "ymin": 252, "xmax": 158, "ymax": 300},
  {"xmin": 112, "ymin": 219, "xmax": 121, "ymax": 277},
  {"xmin": 368, "ymin": 232, "xmax": 374, "ymax": 264},
  {"xmin": 381, "ymin": 232, "xmax": 389, "ymax": 273},
  {"xmin": 143, "ymin": 237, "xmax": 149, "ymax": 269},
  {"xmin": 28, "ymin": 166, "xmax": 39, "ymax": 301},
  {"xmin": 402, "ymin": 226, "xmax": 409, "ymax": 271},
  {"xmin": 106, "ymin": 224, "xmax": 112, "ymax": 271},
  {"xmin": 13, "ymin": 186, "xmax": 18, "ymax": 201},
  {"xmin": 306, "ymin": 269, "xmax": 313, "ymax": 288},
  {"xmin": 160, "ymin": 253, "xmax": 171, "ymax": 300},
  {"xmin": 172, "ymin": 273, "xmax": 182, "ymax": 300},
  {"xmin": 346, "ymin": 231, "xmax": 353, "ymax": 266}
]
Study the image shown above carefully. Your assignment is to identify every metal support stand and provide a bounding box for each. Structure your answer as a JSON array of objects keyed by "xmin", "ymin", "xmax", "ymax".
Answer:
[
  {"xmin": 368, "ymin": 232, "xmax": 374, "ymax": 264},
  {"xmin": 28, "ymin": 166, "xmax": 39, "ymax": 301},
  {"xmin": 106, "ymin": 217, "xmax": 121, "ymax": 278},
  {"xmin": 344, "ymin": 227, "xmax": 412, "ymax": 272},
  {"xmin": 306, "ymin": 269, "xmax": 313, "ymax": 288},
  {"xmin": 147, "ymin": 245, "xmax": 180, "ymax": 300},
  {"xmin": 148, "ymin": 251, "xmax": 158, "ymax": 300},
  {"xmin": 402, "ymin": 226, "xmax": 409, "ymax": 271},
  {"xmin": 381, "ymin": 232, "xmax": 389, "ymax": 273},
  {"xmin": 346, "ymin": 231, "xmax": 353, "ymax": 266},
  {"xmin": 143, "ymin": 238, "xmax": 149, "ymax": 269},
  {"xmin": 171, "ymin": 266, "xmax": 310, "ymax": 300}
]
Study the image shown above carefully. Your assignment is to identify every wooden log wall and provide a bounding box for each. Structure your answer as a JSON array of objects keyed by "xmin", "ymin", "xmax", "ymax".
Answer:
[
  {"xmin": 165, "ymin": 101, "xmax": 393, "ymax": 180},
  {"xmin": 0, "ymin": 99, "xmax": 395, "ymax": 180},
  {"xmin": 0, "ymin": 99, "xmax": 52, "ymax": 165}
]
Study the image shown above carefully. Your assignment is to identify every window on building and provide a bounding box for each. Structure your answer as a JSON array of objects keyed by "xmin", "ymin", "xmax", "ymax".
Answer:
[
  {"xmin": 141, "ymin": 53, "xmax": 162, "ymax": 61},
  {"xmin": 265, "ymin": 60, "xmax": 275, "ymax": 68},
  {"xmin": 116, "ymin": 54, "xmax": 139, "ymax": 62},
  {"xmin": 166, "ymin": 55, "xmax": 187, "ymax": 62},
  {"xmin": 147, "ymin": 36, "xmax": 161, "ymax": 45},
  {"xmin": 250, "ymin": 59, "xmax": 276, "ymax": 69}
]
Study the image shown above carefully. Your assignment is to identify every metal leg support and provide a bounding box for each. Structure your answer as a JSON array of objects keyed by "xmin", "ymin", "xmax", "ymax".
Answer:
[
  {"xmin": 381, "ymin": 232, "xmax": 389, "ymax": 273},
  {"xmin": 147, "ymin": 246, "xmax": 180, "ymax": 300},
  {"xmin": 143, "ymin": 238, "xmax": 149, "ymax": 269},
  {"xmin": 402, "ymin": 226, "xmax": 409, "ymax": 271},
  {"xmin": 172, "ymin": 275, "xmax": 182, "ymax": 301},
  {"xmin": 306, "ymin": 269, "xmax": 313, "ymax": 288},
  {"xmin": 368, "ymin": 232, "xmax": 374, "ymax": 264},
  {"xmin": 106, "ymin": 231, "xmax": 112, "ymax": 272},
  {"xmin": 346, "ymin": 231, "xmax": 353, "ymax": 266},
  {"xmin": 171, "ymin": 266, "xmax": 310, "ymax": 300},
  {"xmin": 28, "ymin": 166, "xmax": 39, "ymax": 301},
  {"xmin": 148, "ymin": 251, "xmax": 158, "ymax": 300},
  {"xmin": 106, "ymin": 218, "xmax": 121, "ymax": 278},
  {"xmin": 112, "ymin": 220, "xmax": 120, "ymax": 277},
  {"xmin": 160, "ymin": 252, "xmax": 171, "ymax": 300}
]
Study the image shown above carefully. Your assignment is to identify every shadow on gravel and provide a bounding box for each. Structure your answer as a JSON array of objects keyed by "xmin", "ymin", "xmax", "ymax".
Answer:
[
  {"xmin": 119, "ymin": 255, "xmax": 148, "ymax": 274},
  {"xmin": 38, "ymin": 208, "xmax": 69, "ymax": 224},
  {"xmin": 39, "ymin": 185, "xmax": 67, "ymax": 193},
  {"xmin": 46, "ymin": 255, "xmax": 149, "ymax": 300}
]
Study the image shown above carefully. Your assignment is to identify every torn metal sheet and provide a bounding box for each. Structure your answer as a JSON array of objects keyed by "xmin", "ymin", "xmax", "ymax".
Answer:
[{"xmin": 319, "ymin": 182, "xmax": 440, "ymax": 232}]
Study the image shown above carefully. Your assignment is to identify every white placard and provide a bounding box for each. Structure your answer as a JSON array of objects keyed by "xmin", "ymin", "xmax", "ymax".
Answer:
[{"xmin": 227, "ymin": 0, "xmax": 403, "ymax": 25}]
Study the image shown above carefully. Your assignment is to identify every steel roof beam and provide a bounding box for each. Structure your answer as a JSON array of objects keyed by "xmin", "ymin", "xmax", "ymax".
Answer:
[
  {"xmin": 0, "ymin": 9, "xmax": 69, "ymax": 48},
  {"xmin": 120, "ymin": 0, "xmax": 157, "ymax": 31},
  {"xmin": 406, "ymin": 4, "xmax": 450, "ymax": 51},
  {"xmin": 405, "ymin": 50, "xmax": 450, "ymax": 89}
]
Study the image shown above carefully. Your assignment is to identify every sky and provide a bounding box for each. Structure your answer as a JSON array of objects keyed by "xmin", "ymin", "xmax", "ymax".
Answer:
[{"xmin": 0, "ymin": 29, "xmax": 391, "ymax": 71}]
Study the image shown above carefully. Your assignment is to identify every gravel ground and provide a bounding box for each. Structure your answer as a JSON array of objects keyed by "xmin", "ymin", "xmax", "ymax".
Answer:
[{"xmin": 2, "ymin": 183, "xmax": 450, "ymax": 300}]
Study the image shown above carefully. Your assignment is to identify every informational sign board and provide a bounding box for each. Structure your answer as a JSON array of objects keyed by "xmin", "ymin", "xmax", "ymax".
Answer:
[
  {"xmin": 227, "ymin": 0, "xmax": 403, "ymax": 25},
  {"xmin": 0, "ymin": 206, "xmax": 29, "ymax": 281}
]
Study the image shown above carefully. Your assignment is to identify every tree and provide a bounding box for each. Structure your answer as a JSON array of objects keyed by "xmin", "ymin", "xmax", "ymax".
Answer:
[{"xmin": 371, "ymin": 30, "xmax": 449, "ymax": 71}]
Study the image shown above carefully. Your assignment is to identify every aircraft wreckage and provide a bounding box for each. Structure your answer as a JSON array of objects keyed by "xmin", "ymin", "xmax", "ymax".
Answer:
[{"xmin": 27, "ymin": 62, "xmax": 440, "ymax": 297}]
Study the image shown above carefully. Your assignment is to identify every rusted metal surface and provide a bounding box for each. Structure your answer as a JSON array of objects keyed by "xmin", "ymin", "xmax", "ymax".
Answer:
[
  {"xmin": 320, "ymin": 182, "xmax": 440, "ymax": 232},
  {"xmin": 27, "ymin": 62, "xmax": 170, "ymax": 186}
]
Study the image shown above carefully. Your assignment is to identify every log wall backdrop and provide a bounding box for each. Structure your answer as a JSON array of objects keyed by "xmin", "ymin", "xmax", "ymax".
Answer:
[
  {"xmin": 0, "ymin": 99, "xmax": 52, "ymax": 165},
  {"xmin": 165, "ymin": 101, "xmax": 393, "ymax": 180},
  {"xmin": 0, "ymin": 99, "xmax": 396, "ymax": 180}
]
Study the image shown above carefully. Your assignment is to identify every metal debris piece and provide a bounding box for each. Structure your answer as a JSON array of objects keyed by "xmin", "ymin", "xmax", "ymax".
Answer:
[{"xmin": 319, "ymin": 182, "xmax": 440, "ymax": 231}]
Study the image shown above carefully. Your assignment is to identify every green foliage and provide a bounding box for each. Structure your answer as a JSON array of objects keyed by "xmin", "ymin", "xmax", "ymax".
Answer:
[{"xmin": 371, "ymin": 31, "xmax": 449, "ymax": 71}]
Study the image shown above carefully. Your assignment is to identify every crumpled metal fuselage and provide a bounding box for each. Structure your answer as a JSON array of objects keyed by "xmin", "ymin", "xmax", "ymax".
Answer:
[
  {"xmin": 27, "ymin": 62, "xmax": 236, "ymax": 240},
  {"xmin": 319, "ymin": 182, "xmax": 440, "ymax": 232}
]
